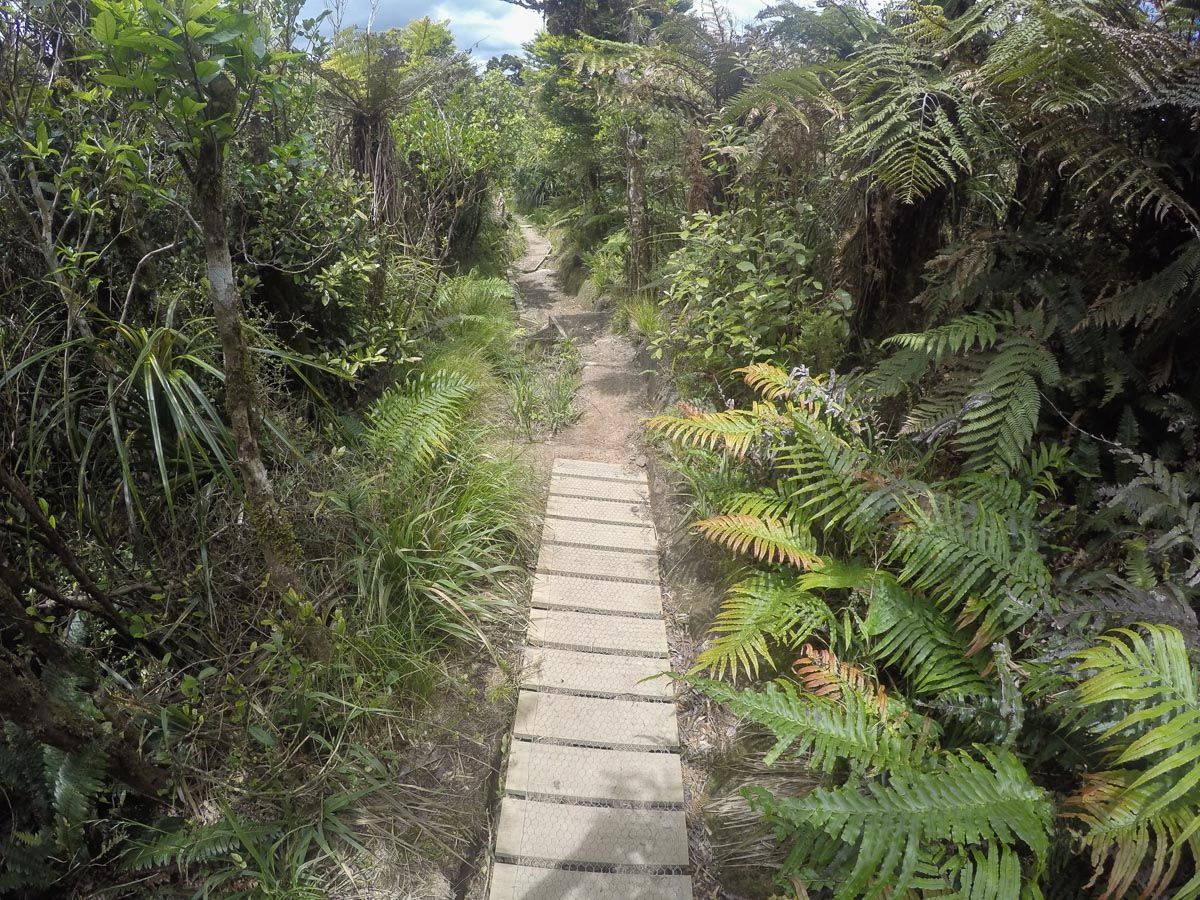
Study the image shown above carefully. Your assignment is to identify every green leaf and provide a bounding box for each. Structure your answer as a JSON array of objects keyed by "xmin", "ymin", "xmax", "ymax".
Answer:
[
  {"xmin": 93, "ymin": 9, "xmax": 119, "ymax": 44},
  {"xmin": 194, "ymin": 59, "xmax": 222, "ymax": 84},
  {"xmin": 96, "ymin": 72, "xmax": 150, "ymax": 91},
  {"xmin": 247, "ymin": 725, "xmax": 276, "ymax": 747}
]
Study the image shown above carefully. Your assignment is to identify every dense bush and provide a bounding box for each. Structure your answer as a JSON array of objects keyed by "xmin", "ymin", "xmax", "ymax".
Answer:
[
  {"xmin": 0, "ymin": 3, "xmax": 537, "ymax": 895},
  {"xmin": 655, "ymin": 203, "xmax": 850, "ymax": 385}
]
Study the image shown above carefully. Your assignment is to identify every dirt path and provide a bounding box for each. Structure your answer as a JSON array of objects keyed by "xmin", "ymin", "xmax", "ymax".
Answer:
[{"xmin": 512, "ymin": 219, "xmax": 649, "ymax": 469}]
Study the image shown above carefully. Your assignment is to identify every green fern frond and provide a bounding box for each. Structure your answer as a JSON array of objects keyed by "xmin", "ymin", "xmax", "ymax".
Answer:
[
  {"xmin": 692, "ymin": 676, "xmax": 927, "ymax": 772},
  {"xmin": 1074, "ymin": 624, "xmax": 1198, "ymax": 764},
  {"xmin": 861, "ymin": 346, "xmax": 933, "ymax": 398},
  {"xmin": 43, "ymin": 747, "xmax": 105, "ymax": 832},
  {"xmin": 647, "ymin": 404, "xmax": 773, "ymax": 457},
  {"xmin": 1027, "ymin": 118, "xmax": 1196, "ymax": 222},
  {"xmin": 1066, "ymin": 769, "xmax": 1200, "ymax": 900},
  {"xmin": 723, "ymin": 66, "xmax": 830, "ymax": 128},
  {"xmin": 955, "ymin": 334, "xmax": 1060, "ymax": 472},
  {"xmin": 694, "ymin": 513, "xmax": 821, "ymax": 569},
  {"xmin": 695, "ymin": 575, "xmax": 832, "ymax": 681},
  {"xmin": 720, "ymin": 487, "xmax": 801, "ymax": 521},
  {"xmin": 752, "ymin": 746, "xmax": 1051, "ymax": 900},
  {"xmin": 836, "ymin": 40, "xmax": 1006, "ymax": 203},
  {"xmin": 1057, "ymin": 624, "xmax": 1200, "ymax": 894},
  {"xmin": 777, "ymin": 411, "xmax": 882, "ymax": 542},
  {"xmin": 1108, "ymin": 453, "xmax": 1200, "ymax": 585},
  {"xmin": 881, "ymin": 311, "xmax": 1011, "ymax": 364},
  {"xmin": 738, "ymin": 362, "xmax": 801, "ymax": 401},
  {"xmin": 1085, "ymin": 240, "xmax": 1200, "ymax": 331},
  {"xmin": 863, "ymin": 574, "xmax": 987, "ymax": 696},
  {"xmin": 888, "ymin": 497, "xmax": 1053, "ymax": 647},
  {"xmin": 367, "ymin": 371, "xmax": 476, "ymax": 475}
]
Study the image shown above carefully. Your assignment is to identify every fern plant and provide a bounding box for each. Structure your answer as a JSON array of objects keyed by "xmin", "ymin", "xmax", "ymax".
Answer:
[
  {"xmin": 654, "ymin": 362, "xmax": 1200, "ymax": 896},
  {"xmin": 366, "ymin": 370, "xmax": 477, "ymax": 477}
]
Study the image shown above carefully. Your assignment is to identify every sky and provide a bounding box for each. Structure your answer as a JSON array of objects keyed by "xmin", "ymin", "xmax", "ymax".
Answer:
[{"xmin": 303, "ymin": 0, "xmax": 775, "ymax": 64}]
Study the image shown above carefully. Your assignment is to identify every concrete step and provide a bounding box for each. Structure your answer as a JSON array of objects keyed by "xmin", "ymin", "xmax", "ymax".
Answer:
[
  {"xmin": 530, "ymin": 573, "xmax": 662, "ymax": 616},
  {"xmin": 537, "ymin": 543, "xmax": 658, "ymax": 582},
  {"xmin": 513, "ymin": 691, "xmax": 678, "ymax": 748},
  {"xmin": 494, "ymin": 798, "xmax": 689, "ymax": 866},
  {"xmin": 552, "ymin": 459, "xmax": 648, "ymax": 484},
  {"xmin": 505, "ymin": 740, "xmax": 684, "ymax": 804},
  {"xmin": 529, "ymin": 608, "xmax": 669, "ymax": 656},
  {"xmin": 541, "ymin": 517, "xmax": 658, "ymax": 552},
  {"xmin": 489, "ymin": 863, "xmax": 693, "ymax": 900},
  {"xmin": 545, "ymin": 495, "xmax": 651, "ymax": 526},
  {"xmin": 550, "ymin": 474, "xmax": 650, "ymax": 504},
  {"xmin": 521, "ymin": 646, "xmax": 672, "ymax": 698}
]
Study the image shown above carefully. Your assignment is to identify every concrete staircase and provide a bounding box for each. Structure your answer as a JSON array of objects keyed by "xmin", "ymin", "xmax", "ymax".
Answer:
[{"xmin": 488, "ymin": 458, "xmax": 693, "ymax": 899}]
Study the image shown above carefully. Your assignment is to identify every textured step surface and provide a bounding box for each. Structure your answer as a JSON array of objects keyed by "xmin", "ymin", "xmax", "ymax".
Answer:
[
  {"xmin": 537, "ymin": 544, "xmax": 659, "ymax": 582},
  {"xmin": 490, "ymin": 863, "xmax": 693, "ymax": 900},
  {"xmin": 545, "ymin": 495, "xmax": 651, "ymax": 525},
  {"xmin": 552, "ymin": 458, "xmax": 649, "ymax": 483},
  {"xmin": 514, "ymin": 691, "xmax": 678, "ymax": 747},
  {"xmin": 495, "ymin": 798, "xmax": 689, "ymax": 866},
  {"xmin": 506, "ymin": 740, "xmax": 684, "ymax": 803},
  {"xmin": 530, "ymin": 573, "xmax": 662, "ymax": 616},
  {"xmin": 491, "ymin": 459, "xmax": 691, "ymax": 897},
  {"xmin": 542, "ymin": 517, "xmax": 658, "ymax": 551},
  {"xmin": 549, "ymin": 474, "xmax": 650, "ymax": 503},
  {"xmin": 529, "ymin": 608, "xmax": 669, "ymax": 656},
  {"xmin": 521, "ymin": 646, "xmax": 672, "ymax": 698}
]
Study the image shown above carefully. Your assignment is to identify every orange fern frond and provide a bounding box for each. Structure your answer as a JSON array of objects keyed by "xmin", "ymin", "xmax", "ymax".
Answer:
[
  {"xmin": 793, "ymin": 644, "xmax": 890, "ymax": 715},
  {"xmin": 693, "ymin": 514, "xmax": 821, "ymax": 568}
]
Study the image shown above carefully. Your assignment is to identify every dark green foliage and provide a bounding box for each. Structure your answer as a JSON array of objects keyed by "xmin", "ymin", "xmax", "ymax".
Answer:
[
  {"xmin": 652, "ymin": 365, "xmax": 1200, "ymax": 896},
  {"xmin": 0, "ymin": 2, "xmax": 532, "ymax": 894}
]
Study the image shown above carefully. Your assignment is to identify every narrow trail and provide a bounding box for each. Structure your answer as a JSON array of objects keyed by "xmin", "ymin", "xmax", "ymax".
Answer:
[
  {"xmin": 485, "ymin": 222, "xmax": 694, "ymax": 898},
  {"xmin": 512, "ymin": 219, "xmax": 649, "ymax": 469}
]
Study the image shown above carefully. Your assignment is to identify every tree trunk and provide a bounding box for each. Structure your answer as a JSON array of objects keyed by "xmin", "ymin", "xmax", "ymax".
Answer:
[
  {"xmin": 625, "ymin": 125, "xmax": 650, "ymax": 293},
  {"xmin": 193, "ymin": 139, "xmax": 299, "ymax": 595}
]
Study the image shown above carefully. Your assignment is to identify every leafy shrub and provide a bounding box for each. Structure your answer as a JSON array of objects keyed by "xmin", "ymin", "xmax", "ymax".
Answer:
[{"xmin": 654, "ymin": 204, "xmax": 851, "ymax": 385}]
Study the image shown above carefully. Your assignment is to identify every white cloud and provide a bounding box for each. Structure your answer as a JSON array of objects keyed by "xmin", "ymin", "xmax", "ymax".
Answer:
[
  {"xmin": 433, "ymin": 1, "xmax": 543, "ymax": 58},
  {"xmin": 302, "ymin": 0, "xmax": 785, "ymax": 63}
]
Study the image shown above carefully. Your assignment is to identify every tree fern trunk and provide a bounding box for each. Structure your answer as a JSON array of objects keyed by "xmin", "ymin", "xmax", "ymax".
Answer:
[{"xmin": 625, "ymin": 125, "xmax": 650, "ymax": 293}]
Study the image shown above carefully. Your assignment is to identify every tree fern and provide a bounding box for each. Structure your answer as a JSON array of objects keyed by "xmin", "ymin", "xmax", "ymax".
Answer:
[
  {"xmin": 723, "ymin": 66, "xmax": 830, "ymax": 130},
  {"xmin": 695, "ymin": 574, "xmax": 832, "ymax": 681},
  {"xmin": 836, "ymin": 39, "xmax": 1006, "ymax": 203}
]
